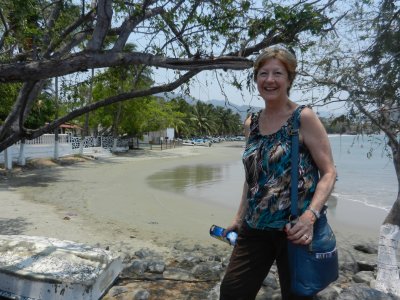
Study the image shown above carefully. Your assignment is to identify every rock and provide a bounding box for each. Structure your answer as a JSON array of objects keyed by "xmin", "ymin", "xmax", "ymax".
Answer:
[
  {"xmin": 147, "ymin": 260, "xmax": 165, "ymax": 274},
  {"xmin": 357, "ymin": 259, "xmax": 376, "ymax": 271},
  {"xmin": 123, "ymin": 260, "xmax": 148, "ymax": 276},
  {"xmin": 208, "ymin": 283, "xmax": 221, "ymax": 300},
  {"xmin": 163, "ymin": 267, "xmax": 193, "ymax": 281},
  {"xmin": 352, "ymin": 271, "xmax": 375, "ymax": 285},
  {"xmin": 255, "ymin": 286, "xmax": 281, "ymax": 299},
  {"xmin": 101, "ymin": 235, "xmax": 398, "ymax": 300},
  {"xmin": 176, "ymin": 254, "xmax": 202, "ymax": 268},
  {"xmin": 339, "ymin": 249, "xmax": 359, "ymax": 273},
  {"xmin": 316, "ymin": 286, "xmax": 340, "ymax": 300},
  {"xmin": 134, "ymin": 249, "xmax": 158, "ymax": 259},
  {"xmin": 354, "ymin": 244, "xmax": 378, "ymax": 255},
  {"xmin": 262, "ymin": 272, "xmax": 279, "ymax": 290},
  {"xmin": 191, "ymin": 262, "xmax": 223, "ymax": 281},
  {"xmin": 207, "ymin": 254, "xmax": 223, "ymax": 262},
  {"xmin": 271, "ymin": 292, "xmax": 282, "ymax": 300},
  {"xmin": 337, "ymin": 283, "xmax": 398, "ymax": 300},
  {"xmin": 133, "ymin": 289, "xmax": 150, "ymax": 300}
]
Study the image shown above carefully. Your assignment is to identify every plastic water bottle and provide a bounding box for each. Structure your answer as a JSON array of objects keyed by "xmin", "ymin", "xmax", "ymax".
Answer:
[{"xmin": 209, "ymin": 224, "xmax": 238, "ymax": 246}]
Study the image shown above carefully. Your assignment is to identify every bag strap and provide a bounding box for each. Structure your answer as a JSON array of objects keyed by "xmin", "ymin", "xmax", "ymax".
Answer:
[{"xmin": 290, "ymin": 107, "xmax": 301, "ymax": 218}]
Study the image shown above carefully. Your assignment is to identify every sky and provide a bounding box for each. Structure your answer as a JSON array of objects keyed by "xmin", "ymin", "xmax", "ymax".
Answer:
[
  {"xmin": 143, "ymin": 1, "xmax": 358, "ymax": 118},
  {"xmin": 75, "ymin": 0, "xmax": 350, "ymax": 117},
  {"xmin": 153, "ymin": 68, "xmax": 347, "ymax": 117}
]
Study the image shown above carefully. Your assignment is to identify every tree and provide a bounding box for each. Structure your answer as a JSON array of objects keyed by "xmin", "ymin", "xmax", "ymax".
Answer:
[
  {"xmin": 88, "ymin": 46, "xmax": 155, "ymax": 138},
  {"xmin": 364, "ymin": 1, "xmax": 400, "ymax": 294},
  {"xmin": 166, "ymin": 98, "xmax": 191, "ymax": 138},
  {"xmin": 190, "ymin": 101, "xmax": 215, "ymax": 136},
  {"xmin": 305, "ymin": 0, "xmax": 399, "ymax": 294},
  {"xmin": 0, "ymin": 0, "xmax": 338, "ymax": 152},
  {"xmin": 212, "ymin": 106, "xmax": 242, "ymax": 136}
]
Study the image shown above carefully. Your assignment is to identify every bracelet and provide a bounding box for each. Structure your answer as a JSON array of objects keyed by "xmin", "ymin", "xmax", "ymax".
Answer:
[{"xmin": 307, "ymin": 206, "xmax": 320, "ymax": 219}]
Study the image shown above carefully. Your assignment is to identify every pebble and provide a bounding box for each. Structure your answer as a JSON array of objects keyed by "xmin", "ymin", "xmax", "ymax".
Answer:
[{"xmin": 102, "ymin": 240, "xmax": 399, "ymax": 300}]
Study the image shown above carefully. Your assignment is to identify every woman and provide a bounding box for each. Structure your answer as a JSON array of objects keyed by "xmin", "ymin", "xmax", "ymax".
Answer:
[{"xmin": 219, "ymin": 46, "xmax": 337, "ymax": 300}]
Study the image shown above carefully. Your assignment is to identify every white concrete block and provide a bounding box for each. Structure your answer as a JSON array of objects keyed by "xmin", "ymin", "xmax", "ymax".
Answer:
[{"xmin": 0, "ymin": 235, "xmax": 123, "ymax": 300}]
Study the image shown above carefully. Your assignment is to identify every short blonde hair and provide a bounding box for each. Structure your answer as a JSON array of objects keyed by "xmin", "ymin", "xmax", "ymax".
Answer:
[{"xmin": 253, "ymin": 45, "xmax": 297, "ymax": 93}]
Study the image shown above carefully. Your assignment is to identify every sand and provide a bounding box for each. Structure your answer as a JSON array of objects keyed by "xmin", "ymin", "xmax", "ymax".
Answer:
[{"xmin": 0, "ymin": 142, "xmax": 385, "ymax": 257}]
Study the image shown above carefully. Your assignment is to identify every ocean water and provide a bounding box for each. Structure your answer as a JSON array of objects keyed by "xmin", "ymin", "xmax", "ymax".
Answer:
[
  {"xmin": 148, "ymin": 135, "xmax": 397, "ymax": 229},
  {"xmin": 330, "ymin": 134, "xmax": 397, "ymax": 212}
]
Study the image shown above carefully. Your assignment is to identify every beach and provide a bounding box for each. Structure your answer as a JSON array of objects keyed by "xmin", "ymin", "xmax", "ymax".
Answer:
[
  {"xmin": 0, "ymin": 144, "xmax": 247, "ymax": 253},
  {"xmin": 0, "ymin": 141, "xmax": 391, "ymax": 298},
  {"xmin": 0, "ymin": 141, "xmax": 387, "ymax": 250},
  {"xmin": 1, "ymin": 142, "xmax": 385, "ymax": 246}
]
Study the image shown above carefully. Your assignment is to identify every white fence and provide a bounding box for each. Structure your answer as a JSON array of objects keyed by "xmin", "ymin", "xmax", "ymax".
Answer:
[
  {"xmin": 0, "ymin": 134, "xmax": 129, "ymax": 168},
  {"xmin": 16, "ymin": 134, "xmax": 72, "ymax": 145}
]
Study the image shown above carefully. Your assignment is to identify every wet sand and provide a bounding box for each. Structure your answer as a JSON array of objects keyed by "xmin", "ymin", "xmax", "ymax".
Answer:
[{"xmin": 0, "ymin": 142, "xmax": 385, "ymax": 256}]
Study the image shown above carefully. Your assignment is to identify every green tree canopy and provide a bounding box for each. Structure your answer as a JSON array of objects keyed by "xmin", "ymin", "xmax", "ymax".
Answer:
[{"xmin": 0, "ymin": 0, "xmax": 338, "ymax": 151}]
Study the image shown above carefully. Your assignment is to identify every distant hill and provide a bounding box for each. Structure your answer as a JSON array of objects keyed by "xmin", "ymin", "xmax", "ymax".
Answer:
[
  {"xmin": 156, "ymin": 92, "xmax": 263, "ymax": 121},
  {"xmin": 205, "ymin": 99, "xmax": 263, "ymax": 121},
  {"xmin": 156, "ymin": 92, "xmax": 335, "ymax": 121}
]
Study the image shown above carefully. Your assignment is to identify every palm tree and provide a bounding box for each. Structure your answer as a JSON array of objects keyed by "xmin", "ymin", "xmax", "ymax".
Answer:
[{"xmin": 190, "ymin": 101, "xmax": 215, "ymax": 136}]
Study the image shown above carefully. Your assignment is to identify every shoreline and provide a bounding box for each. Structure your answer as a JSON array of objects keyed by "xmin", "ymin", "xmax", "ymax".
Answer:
[{"xmin": 0, "ymin": 142, "xmax": 386, "ymax": 252}]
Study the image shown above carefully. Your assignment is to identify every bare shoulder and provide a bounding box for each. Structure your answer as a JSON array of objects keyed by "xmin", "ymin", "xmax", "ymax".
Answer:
[
  {"xmin": 300, "ymin": 106, "xmax": 319, "ymax": 123},
  {"xmin": 299, "ymin": 106, "xmax": 324, "ymax": 130},
  {"xmin": 299, "ymin": 106, "xmax": 328, "ymax": 146}
]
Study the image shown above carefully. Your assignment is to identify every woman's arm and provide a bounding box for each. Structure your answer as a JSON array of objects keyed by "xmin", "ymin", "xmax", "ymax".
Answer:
[
  {"xmin": 287, "ymin": 107, "xmax": 336, "ymax": 244},
  {"xmin": 301, "ymin": 107, "xmax": 337, "ymax": 211},
  {"xmin": 225, "ymin": 115, "xmax": 252, "ymax": 234},
  {"xmin": 225, "ymin": 181, "xmax": 249, "ymax": 233}
]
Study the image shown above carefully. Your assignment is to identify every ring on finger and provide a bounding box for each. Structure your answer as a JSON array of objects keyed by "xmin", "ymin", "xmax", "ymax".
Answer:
[{"xmin": 303, "ymin": 234, "xmax": 309, "ymax": 240}]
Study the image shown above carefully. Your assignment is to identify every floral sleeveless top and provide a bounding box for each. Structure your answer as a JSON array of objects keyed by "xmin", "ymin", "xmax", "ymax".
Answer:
[{"xmin": 242, "ymin": 105, "xmax": 319, "ymax": 229}]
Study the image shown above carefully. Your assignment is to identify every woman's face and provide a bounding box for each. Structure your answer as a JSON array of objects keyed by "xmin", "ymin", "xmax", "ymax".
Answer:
[{"xmin": 256, "ymin": 58, "xmax": 291, "ymax": 103}]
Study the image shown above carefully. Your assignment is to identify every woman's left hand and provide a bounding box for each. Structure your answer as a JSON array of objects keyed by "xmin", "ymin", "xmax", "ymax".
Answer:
[{"xmin": 286, "ymin": 210, "xmax": 316, "ymax": 245}]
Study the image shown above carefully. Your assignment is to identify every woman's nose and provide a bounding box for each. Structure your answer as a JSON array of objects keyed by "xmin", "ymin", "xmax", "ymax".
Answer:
[{"xmin": 264, "ymin": 74, "xmax": 276, "ymax": 81}]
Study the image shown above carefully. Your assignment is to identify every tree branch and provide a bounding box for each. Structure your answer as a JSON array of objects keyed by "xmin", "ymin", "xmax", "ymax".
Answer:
[
  {"xmin": 353, "ymin": 98, "xmax": 398, "ymax": 147},
  {"xmin": 0, "ymin": 81, "xmax": 39, "ymax": 141},
  {"xmin": 45, "ymin": 9, "xmax": 95, "ymax": 57},
  {"xmin": 41, "ymin": 0, "xmax": 63, "ymax": 53},
  {"xmin": 159, "ymin": 0, "xmax": 201, "ymax": 57},
  {"xmin": 86, "ymin": 0, "xmax": 113, "ymax": 51},
  {"xmin": 113, "ymin": 5, "xmax": 164, "ymax": 51},
  {"xmin": 0, "ymin": 51, "xmax": 252, "ymax": 82},
  {"xmin": 160, "ymin": 13, "xmax": 192, "ymax": 57}
]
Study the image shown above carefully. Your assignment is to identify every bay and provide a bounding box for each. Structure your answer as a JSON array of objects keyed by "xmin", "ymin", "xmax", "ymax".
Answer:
[{"xmin": 147, "ymin": 135, "xmax": 397, "ymax": 231}]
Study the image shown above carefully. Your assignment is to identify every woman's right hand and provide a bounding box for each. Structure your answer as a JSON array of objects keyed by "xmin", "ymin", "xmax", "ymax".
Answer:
[{"xmin": 223, "ymin": 219, "xmax": 242, "ymax": 236}]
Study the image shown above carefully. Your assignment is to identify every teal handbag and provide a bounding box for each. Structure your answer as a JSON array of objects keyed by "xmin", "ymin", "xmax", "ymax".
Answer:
[{"xmin": 288, "ymin": 109, "xmax": 339, "ymax": 296}]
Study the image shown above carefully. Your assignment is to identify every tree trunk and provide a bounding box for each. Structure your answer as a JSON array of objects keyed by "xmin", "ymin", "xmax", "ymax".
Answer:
[
  {"xmin": 54, "ymin": 77, "xmax": 59, "ymax": 160},
  {"xmin": 111, "ymin": 96, "xmax": 122, "ymax": 153},
  {"xmin": 375, "ymin": 139, "xmax": 400, "ymax": 295},
  {"xmin": 375, "ymin": 220, "xmax": 400, "ymax": 296}
]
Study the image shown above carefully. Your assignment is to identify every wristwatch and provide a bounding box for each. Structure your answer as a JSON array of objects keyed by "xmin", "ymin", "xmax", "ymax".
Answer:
[{"xmin": 307, "ymin": 206, "xmax": 320, "ymax": 219}]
